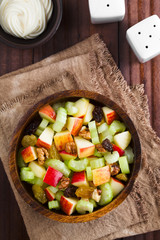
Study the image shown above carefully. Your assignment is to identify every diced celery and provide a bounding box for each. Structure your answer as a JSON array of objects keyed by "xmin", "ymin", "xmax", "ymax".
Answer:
[
  {"xmin": 88, "ymin": 121, "xmax": 100, "ymax": 144},
  {"xmin": 21, "ymin": 167, "xmax": 31, "ymax": 171},
  {"xmin": 45, "ymin": 159, "xmax": 71, "ymax": 177},
  {"xmin": 52, "ymin": 102, "xmax": 65, "ymax": 112},
  {"xmin": 20, "ymin": 169, "xmax": 34, "ymax": 182},
  {"xmin": 119, "ymin": 156, "xmax": 130, "ymax": 174},
  {"xmin": 89, "ymin": 199, "xmax": 97, "ymax": 208},
  {"xmin": 53, "ymin": 107, "xmax": 67, "ymax": 132},
  {"xmin": 38, "ymin": 119, "xmax": 49, "ymax": 130},
  {"xmin": 98, "ymin": 123, "xmax": 109, "ymax": 134},
  {"xmin": 68, "ymin": 158, "xmax": 89, "ymax": 172},
  {"xmin": 64, "ymin": 159, "xmax": 70, "ymax": 167},
  {"xmin": 94, "ymin": 149, "xmax": 103, "ymax": 158},
  {"xmin": 76, "ymin": 199, "xmax": 94, "ymax": 214},
  {"xmin": 109, "ymin": 120, "xmax": 126, "ymax": 136},
  {"xmin": 90, "ymin": 158, "xmax": 105, "ymax": 170},
  {"xmin": 65, "ymin": 102, "xmax": 78, "ymax": 115},
  {"xmin": 47, "ymin": 185, "xmax": 59, "ymax": 194},
  {"xmin": 55, "ymin": 190, "xmax": 64, "ymax": 201},
  {"xmin": 35, "ymin": 128, "xmax": 43, "ymax": 136},
  {"xmin": 48, "ymin": 200, "xmax": 60, "ymax": 210},
  {"xmin": 99, "ymin": 130, "xmax": 113, "ymax": 143},
  {"xmin": 17, "ymin": 148, "xmax": 27, "ymax": 168},
  {"xmin": 98, "ymin": 182, "xmax": 113, "ymax": 206},
  {"xmin": 86, "ymin": 166, "xmax": 93, "ymax": 181},
  {"xmin": 28, "ymin": 176, "xmax": 44, "ymax": 186},
  {"xmin": 104, "ymin": 151, "xmax": 119, "ymax": 164},
  {"xmin": 125, "ymin": 146, "xmax": 134, "ymax": 164},
  {"xmin": 48, "ymin": 123, "xmax": 54, "ymax": 129}
]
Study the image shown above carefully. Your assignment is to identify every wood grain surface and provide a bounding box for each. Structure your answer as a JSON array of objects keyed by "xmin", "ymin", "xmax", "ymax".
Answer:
[{"xmin": 0, "ymin": 0, "xmax": 160, "ymax": 239}]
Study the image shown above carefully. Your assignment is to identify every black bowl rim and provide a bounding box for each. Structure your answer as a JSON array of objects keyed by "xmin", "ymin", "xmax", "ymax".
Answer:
[
  {"xmin": 0, "ymin": 0, "xmax": 63, "ymax": 49},
  {"xmin": 9, "ymin": 90, "xmax": 141, "ymax": 223}
]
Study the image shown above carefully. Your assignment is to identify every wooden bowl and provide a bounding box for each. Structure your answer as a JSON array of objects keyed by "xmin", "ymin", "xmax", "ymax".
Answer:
[
  {"xmin": 0, "ymin": 0, "xmax": 62, "ymax": 49},
  {"xmin": 9, "ymin": 90, "xmax": 141, "ymax": 223}
]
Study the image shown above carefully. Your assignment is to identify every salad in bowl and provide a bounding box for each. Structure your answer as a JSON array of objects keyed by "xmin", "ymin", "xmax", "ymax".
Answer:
[{"xmin": 17, "ymin": 96, "xmax": 135, "ymax": 216}]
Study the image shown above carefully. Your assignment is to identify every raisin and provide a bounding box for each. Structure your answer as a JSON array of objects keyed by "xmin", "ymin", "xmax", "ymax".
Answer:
[
  {"xmin": 32, "ymin": 184, "xmax": 47, "ymax": 204},
  {"xmin": 64, "ymin": 185, "xmax": 78, "ymax": 198},
  {"xmin": 75, "ymin": 186, "xmax": 95, "ymax": 198},
  {"xmin": 49, "ymin": 142, "xmax": 62, "ymax": 160},
  {"xmin": 116, "ymin": 173, "xmax": 128, "ymax": 182},
  {"xmin": 92, "ymin": 106, "xmax": 103, "ymax": 123},
  {"xmin": 21, "ymin": 134, "xmax": 37, "ymax": 148},
  {"xmin": 102, "ymin": 138, "xmax": 113, "ymax": 152},
  {"xmin": 24, "ymin": 119, "xmax": 41, "ymax": 135}
]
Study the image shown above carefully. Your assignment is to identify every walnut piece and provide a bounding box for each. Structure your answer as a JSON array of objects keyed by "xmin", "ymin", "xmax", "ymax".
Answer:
[
  {"xmin": 58, "ymin": 176, "xmax": 70, "ymax": 190},
  {"xmin": 110, "ymin": 163, "xmax": 120, "ymax": 176},
  {"xmin": 65, "ymin": 142, "xmax": 77, "ymax": 154},
  {"xmin": 91, "ymin": 188, "xmax": 101, "ymax": 202},
  {"xmin": 95, "ymin": 144, "xmax": 107, "ymax": 153},
  {"xmin": 79, "ymin": 127, "xmax": 91, "ymax": 140},
  {"xmin": 37, "ymin": 147, "xmax": 49, "ymax": 165}
]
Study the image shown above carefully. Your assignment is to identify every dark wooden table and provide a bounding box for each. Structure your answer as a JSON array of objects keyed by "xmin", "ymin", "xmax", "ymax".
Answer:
[{"xmin": 0, "ymin": 0, "xmax": 160, "ymax": 239}]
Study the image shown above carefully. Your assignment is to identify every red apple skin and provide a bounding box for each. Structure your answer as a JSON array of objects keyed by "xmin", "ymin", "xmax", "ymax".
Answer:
[
  {"xmin": 110, "ymin": 177, "xmax": 125, "ymax": 197},
  {"xmin": 45, "ymin": 188, "xmax": 55, "ymax": 201},
  {"xmin": 36, "ymin": 138, "xmax": 51, "ymax": 150},
  {"xmin": 60, "ymin": 196, "xmax": 77, "ymax": 215},
  {"xmin": 43, "ymin": 166, "xmax": 63, "ymax": 187},
  {"xmin": 112, "ymin": 144, "xmax": 125, "ymax": 156},
  {"xmin": 54, "ymin": 131, "xmax": 73, "ymax": 151},
  {"xmin": 21, "ymin": 146, "xmax": 37, "ymax": 163},
  {"xmin": 106, "ymin": 111, "xmax": 118, "ymax": 125},
  {"xmin": 71, "ymin": 171, "xmax": 85, "ymax": 184},
  {"xmin": 71, "ymin": 171, "xmax": 89, "ymax": 187},
  {"xmin": 39, "ymin": 105, "xmax": 56, "ymax": 122},
  {"xmin": 79, "ymin": 146, "xmax": 95, "ymax": 158},
  {"xmin": 70, "ymin": 118, "xmax": 83, "ymax": 136},
  {"xmin": 60, "ymin": 196, "xmax": 72, "ymax": 215},
  {"xmin": 92, "ymin": 165, "xmax": 111, "ymax": 186}
]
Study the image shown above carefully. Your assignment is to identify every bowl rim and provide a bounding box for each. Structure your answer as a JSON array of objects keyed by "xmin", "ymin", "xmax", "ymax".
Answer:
[
  {"xmin": 9, "ymin": 90, "xmax": 141, "ymax": 223},
  {"xmin": 0, "ymin": 0, "xmax": 63, "ymax": 49}
]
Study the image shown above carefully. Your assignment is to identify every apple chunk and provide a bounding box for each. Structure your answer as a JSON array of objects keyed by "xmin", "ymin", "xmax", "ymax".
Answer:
[
  {"xmin": 54, "ymin": 130, "xmax": 73, "ymax": 151},
  {"xmin": 60, "ymin": 196, "xmax": 78, "ymax": 215},
  {"xmin": 83, "ymin": 103, "xmax": 94, "ymax": 125},
  {"xmin": 36, "ymin": 127, "xmax": 54, "ymax": 149},
  {"xmin": 67, "ymin": 117, "xmax": 83, "ymax": 136},
  {"xmin": 59, "ymin": 151, "xmax": 77, "ymax": 161},
  {"xmin": 110, "ymin": 177, "xmax": 124, "ymax": 197},
  {"xmin": 71, "ymin": 171, "xmax": 89, "ymax": 187},
  {"xmin": 74, "ymin": 136, "xmax": 95, "ymax": 158},
  {"xmin": 43, "ymin": 166, "xmax": 63, "ymax": 187},
  {"xmin": 28, "ymin": 161, "xmax": 46, "ymax": 178},
  {"xmin": 114, "ymin": 131, "xmax": 131, "ymax": 150},
  {"xmin": 102, "ymin": 107, "xmax": 118, "ymax": 125},
  {"xmin": 45, "ymin": 187, "xmax": 56, "ymax": 201},
  {"xmin": 92, "ymin": 165, "xmax": 111, "ymax": 186},
  {"xmin": 112, "ymin": 144, "xmax": 125, "ymax": 156},
  {"xmin": 21, "ymin": 146, "xmax": 37, "ymax": 163},
  {"xmin": 73, "ymin": 98, "xmax": 89, "ymax": 118},
  {"xmin": 39, "ymin": 105, "xmax": 56, "ymax": 123}
]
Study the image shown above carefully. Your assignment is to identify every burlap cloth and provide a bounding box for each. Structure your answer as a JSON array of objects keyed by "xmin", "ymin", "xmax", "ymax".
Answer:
[{"xmin": 0, "ymin": 34, "xmax": 160, "ymax": 240}]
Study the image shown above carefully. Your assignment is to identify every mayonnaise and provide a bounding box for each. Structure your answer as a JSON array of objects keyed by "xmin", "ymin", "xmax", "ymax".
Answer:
[{"xmin": 0, "ymin": 0, "xmax": 53, "ymax": 39}]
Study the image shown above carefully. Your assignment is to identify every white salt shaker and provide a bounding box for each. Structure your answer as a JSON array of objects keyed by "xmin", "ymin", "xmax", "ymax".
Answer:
[
  {"xmin": 126, "ymin": 15, "xmax": 160, "ymax": 63},
  {"xmin": 88, "ymin": 0, "xmax": 125, "ymax": 24}
]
